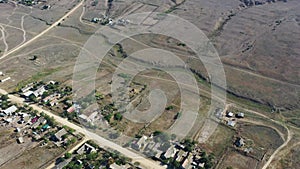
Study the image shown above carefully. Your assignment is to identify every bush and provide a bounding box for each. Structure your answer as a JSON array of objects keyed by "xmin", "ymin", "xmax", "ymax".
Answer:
[{"xmin": 165, "ymin": 105, "xmax": 174, "ymax": 110}]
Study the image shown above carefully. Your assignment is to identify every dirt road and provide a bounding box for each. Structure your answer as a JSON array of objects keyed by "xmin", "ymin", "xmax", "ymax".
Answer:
[{"xmin": 0, "ymin": 0, "xmax": 84, "ymax": 60}]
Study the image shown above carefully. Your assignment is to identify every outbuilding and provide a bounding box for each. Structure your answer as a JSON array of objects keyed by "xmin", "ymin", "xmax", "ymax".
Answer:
[
  {"xmin": 226, "ymin": 111, "xmax": 234, "ymax": 117},
  {"xmin": 236, "ymin": 112, "xmax": 245, "ymax": 118},
  {"xmin": 227, "ymin": 120, "xmax": 236, "ymax": 127},
  {"xmin": 17, "ymin": 137, "xmax": 24, "ymax": 144},
  {"xmin": 3, "ymin": 105, "xmax": 18, "ymax": 116}
]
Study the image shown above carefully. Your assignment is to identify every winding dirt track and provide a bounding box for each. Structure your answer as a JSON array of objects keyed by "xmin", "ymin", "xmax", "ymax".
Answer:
[{"xmin": 0, "ymin": 0, "xmax": 84, "ymax": 60}]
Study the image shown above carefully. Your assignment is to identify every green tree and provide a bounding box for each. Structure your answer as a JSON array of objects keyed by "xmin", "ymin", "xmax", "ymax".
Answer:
[
  {"xmin": 183, "ymin": 139, "xmax": 196, "ymax": 152},
  {"xmin": 28, "ymin": 94, "xmax": 37, "ymax": 103},
  {"xmin": 64, "ymin": 152, "xmax": 72, "ymax": 159},
  {"xmin": 173, "ymin": 161, "xmax": 181, "ymax": 168},
  {"xmin": 165, "ymin": 105, "xmax": 174, "ymax": 110},
  {"xmin": 86, "ymin": 152, "xmax": 98, "ymax": 160},
  {"xmin": 114, "ymin": 113, "xmax": 123, "ymax": 121},
  {"xmin": 1, "ymin": 95, "xmax": 9, "ymax": 101}
]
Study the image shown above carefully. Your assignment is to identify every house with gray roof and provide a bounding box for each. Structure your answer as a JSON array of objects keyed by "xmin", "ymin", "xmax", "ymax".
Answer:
[{"xmin": 3, "ymin": 105, "xmax": 18, "ymax": 116}]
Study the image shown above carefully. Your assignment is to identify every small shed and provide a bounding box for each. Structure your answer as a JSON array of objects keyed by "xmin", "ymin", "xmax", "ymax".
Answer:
[
  {"xmin": 226, "ymin": 111, "xmax": 234, "ymax": 117},
  {"xmin": 235, "ymin": 137, "xmax": 245, "ymax": 147},
  {"xmin": 53, "ymin": 128, "xmax": 67, "ymax": 141},
  {"xmin": 42, "ymin": 124, "xmax": 50, "ymax": 130},
  {"xmin": 17, "ymin": 137, "xmax": 24, "ymax": 144},
  {"xmin": 227, "ymin": 120, "xmax": 236, "ymax": 127},
  {"xmin": 236, "ymin": 112, "xmax": 245, "ymax": 118},
  {"xmin": 3, "ymin": 105, "xmax": 18, "ymax": 116}
]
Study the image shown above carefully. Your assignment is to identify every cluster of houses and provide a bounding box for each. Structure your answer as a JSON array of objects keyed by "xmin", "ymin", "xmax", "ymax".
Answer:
[
  {"xmin": 0, "ymin": 103, "xmax": 51, "ymax": 144},
  {"xmin": 20, "ymin": 81, "xmax": 75, "ymax": 111},
  {"xmin": 16, "ymin": 0, "xmax": 48, "ymax": 6},
  {"xmin": 19, "ymin": 80, "xmax": 109, "ymax": 127},
  {"xmin": 131, "ymin": 135, "xmax": 209, "ymax": 169},
  {"xmin": 21, "ymin": 81, "xmax": 54, "ymax": 100},
  {"xmin": 224, "ymin": 111, "xmax": 245, "ymax": 127},
  {"xmin": 215, "ymin": 108, "xmax": 246, "ymax": 128},
  {"xmin": 55, "ymin": 141, "xmax": 133, "ymax": 169},
  {"xmin": 0, "ymin": 98, "xmax": 78, "ymax": 149},
  {"xmin": 91, "ymin": 15, "xmax": 129, "ymax": 27}
]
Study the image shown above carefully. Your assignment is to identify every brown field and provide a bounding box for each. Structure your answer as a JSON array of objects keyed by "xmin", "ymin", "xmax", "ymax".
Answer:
[
  {"xmin": 240, "ymin": 124, "xmax": 284, "ymax": 148},
  {"xmin": 1, "ymin": 142, "xmax": 65, "ymax": 169},
  {"xmin": 0, "ymin": 127, "xmax": 37, "ymax": 166},
  {"xmin": 238, "ymin": 124, "xmax": 284, "ymax": 159},
  {"xmin": 201, "ymin": 124, "xmax": 236, "ymax": 158},
  {"xmin": 218, "ymin": 150, "xmax": 259, "ymax": 169}
]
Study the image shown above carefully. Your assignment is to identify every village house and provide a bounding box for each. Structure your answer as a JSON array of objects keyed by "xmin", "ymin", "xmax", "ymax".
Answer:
[
  {"xmin": 109, "ymin": 163, "xmax": 131, "ymax": 169},
  {"xmin": 182, "ymin": 153, "xmax": 193, "ymax": 169},
  {"xmin": 226, "ymin": 111, "xmax": 234, "ymax": 117},
  {"xmin": 31, "ymin": 116, "xmax": 39, "ymax": 124},
  {"xmin": 42, "ymin": 124, "xmax": 50, "ymax": 131},
  {"xmin": 23, "ymin": 91, "xmax": 34, "ymax": 98},
  {"xmin": 49, "ymin": 100, "xmax": 58, "ymax": 107},
  {"xmin": 15, "ymin": 127, "xmax": 21, "ymax": 133},
  {"xmin": 235, "ymin": 137, "xmax": 245, "ymax": 147},
  {"xmin": 175, "ymin": 149, "xmax": 188, "ymax": 162},
  {"xmin": 4, "ymin": 117, "xmax": 13, "ymax": 123},
  {"xmin": 67, "ymin": 106, "xmax": 75, "ymax": 113},
  {"xmin": 236, "ymin": 112, "xmax": 245, "ymax": 118},
  {"xmin": 3, "ymin": 105, "xmax": 18, "ymax": 116},
  {"xmin": 163, "ymin": 145, "xmax": 178, "ymax": 159},
  {"xmin": 33, "ymin": 133, "xmax": 42, "ymax": 140},
  {"xmin": 76, "ymin": 143, "xmax": 97, "ymax": 155},
  {"xmin": 145, "ymin": 141, "xmax": 156, "ymax": 151},
  {"xmin": 53, "ymin": 128, "xmax": 67, "ymax": 141},
  {"xmin": 78, "ymin": 114, "xmax": 91, "ymax": 123},
  {"xmin": 21, "ymin": 85, "xmax": 33, "ymax": 93},
  {"xmin": 43, "ymin": 93, "xmax": 61, "ymax": 106},
  {"xmin": 17, "ymin": 137, "xmax": 24, "ymax": 144},
  {"xmin": 19, "ymin": 113, "xmax": 30, "ymax": 124},
  {"xmin": 227, "ymin": 120, "xmax": 236, "ymax": 127},
  {"xmin": 38, "ymin": 117, "xmax": 47, "ymax": 125},
  {"xmin": 132, "ymin": 135, "xmax": 148, "ymax": 150},
  {"xmin": 0, "ymin": 76, "xmax": 11, "ymax": 83},
  {"xmin": 91, "ymin": 17, "xmax": 100, "ymax": 23},
  {"xmin": 31, "ymin": 121, "xmax": 40, "ymax": 129},
  {"xmin": 33, "ymin": 86, "xmax": 47, "ymax": 98},
  {"xmin": 151, "ymin": 142, "xmax": 163, "ymax": 159}
]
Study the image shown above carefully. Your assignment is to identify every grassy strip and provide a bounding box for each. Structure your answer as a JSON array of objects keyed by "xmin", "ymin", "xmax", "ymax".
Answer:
[{"xmin": 15, "ymin": 68, "xmax": 60, "ymax": 92}]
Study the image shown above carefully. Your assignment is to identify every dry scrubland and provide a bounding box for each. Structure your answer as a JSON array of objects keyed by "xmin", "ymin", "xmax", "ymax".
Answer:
[{"xmin": 0, "ymin": 0, "xmax": 298, "ymax": 110}]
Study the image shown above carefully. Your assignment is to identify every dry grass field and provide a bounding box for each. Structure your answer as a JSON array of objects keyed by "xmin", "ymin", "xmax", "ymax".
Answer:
[
  {"xmin": 219, "ymin": 150, "xmax": 259, "ymax": 169},
  {"xmin": 0, "ymin": 127, "xmax": 37, "ymax": 166},
  {"xmin": 1, "ymin": 142, "xmax": 65, "ymax": 169}
]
